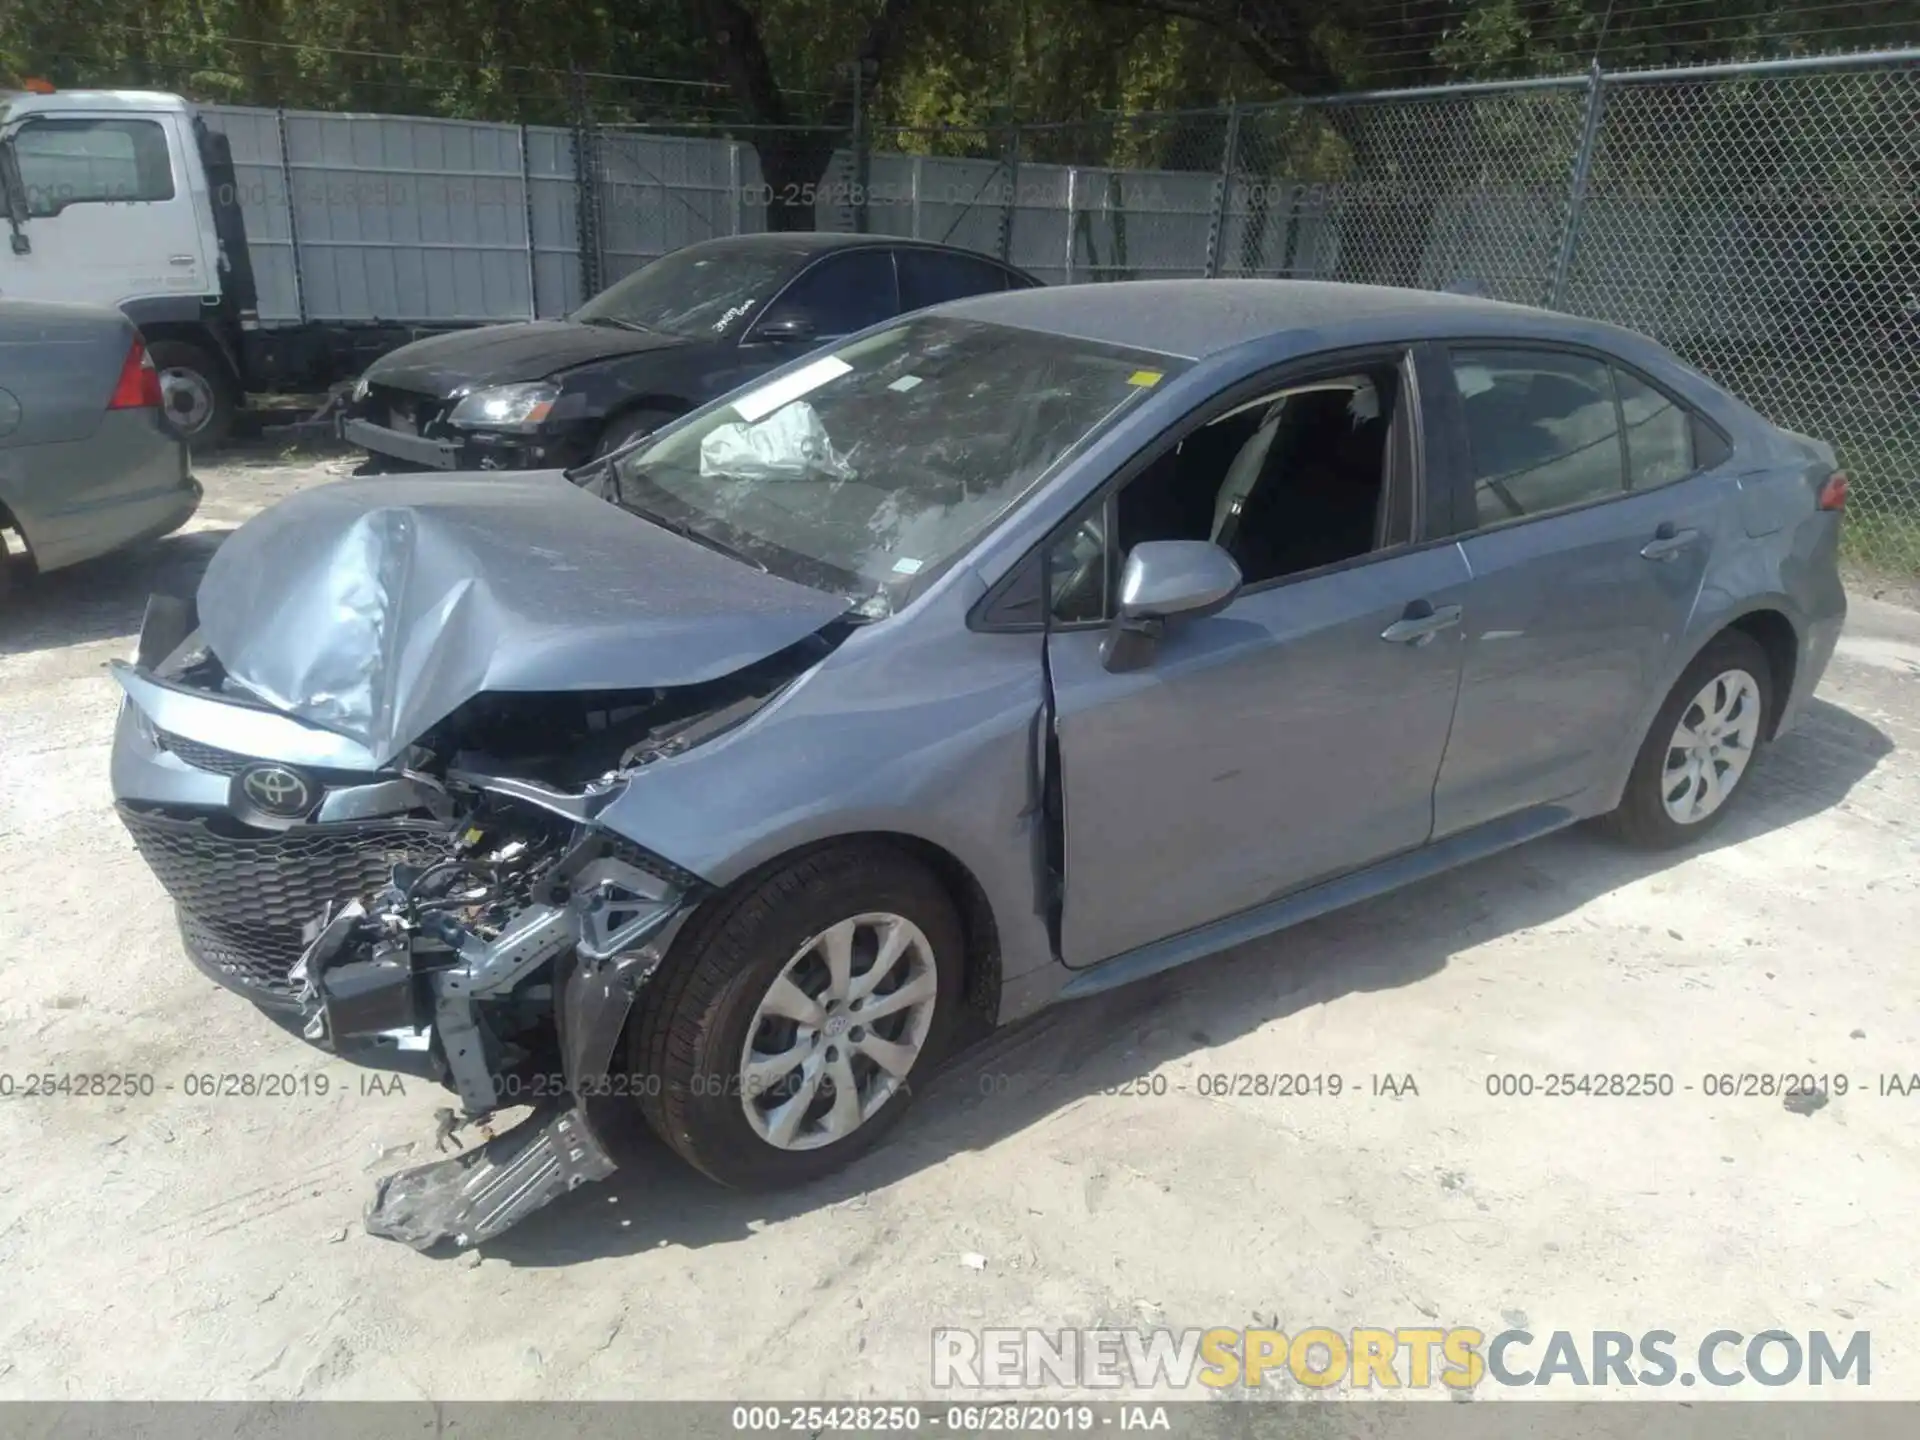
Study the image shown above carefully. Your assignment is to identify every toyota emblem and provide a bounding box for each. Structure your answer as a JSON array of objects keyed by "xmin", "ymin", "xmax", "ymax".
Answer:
[{"xmin": 238, "ymin": 763, "xmax": 314, "ymax": 818}]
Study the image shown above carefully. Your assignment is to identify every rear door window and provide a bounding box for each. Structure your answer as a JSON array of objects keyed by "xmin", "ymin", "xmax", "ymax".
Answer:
[
  {"xmin": 759, "ymin": 250, "xmax": 899, "ymax": 338},
  {"xmin": 896, "ymin": 248, "xmax": 1013, "ymax": 311},
  {"xmin": 1451, "ymin": 349, "xmax": 1624, "ymax": 527}
]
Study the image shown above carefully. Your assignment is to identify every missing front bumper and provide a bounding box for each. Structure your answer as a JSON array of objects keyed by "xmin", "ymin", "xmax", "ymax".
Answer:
[{"xmin": 289, "ymin": 833, "xmax": 704, "ymax": 1249}]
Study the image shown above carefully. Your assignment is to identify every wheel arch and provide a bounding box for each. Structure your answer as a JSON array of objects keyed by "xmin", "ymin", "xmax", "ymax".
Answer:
[
  {"xmin": 1597, "ymin": 602, "xmax": 1803, "ymax": 813},
  {"xmin": 1723, "ymin": 607, "xmax": 1799, "ymax": 741},
  {"xmin": 135, "ymin": 322, "xmax": 242, "ymax": 388},
  {"xmin": 676, "ymin": 830, "xmax": 1003, "ymax": 1028}
]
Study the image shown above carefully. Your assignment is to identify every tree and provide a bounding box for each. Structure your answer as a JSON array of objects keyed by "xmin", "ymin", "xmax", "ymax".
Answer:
[{"xmin": 689, "ymin": 0, "xmax": 922, "ymax": 229}]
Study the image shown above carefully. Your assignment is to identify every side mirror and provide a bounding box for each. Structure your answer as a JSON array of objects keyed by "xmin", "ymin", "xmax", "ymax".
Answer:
[
  {"xmin": 1102, "ymin": 540, "xmax": 1242, "ymax": 673},
  {"xmin": 753, "ymin": 314, "xmax": 816, "ymax": 343}
]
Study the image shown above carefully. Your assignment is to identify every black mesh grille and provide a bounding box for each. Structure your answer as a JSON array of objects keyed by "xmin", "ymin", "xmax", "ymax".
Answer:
[
  {"xmin": 154, "ymin": 728, "xmax": 251, "ymax": 777},
  {"xmin": 118, "ymin": 804, "xmax": 453, "ymax": 1000}
]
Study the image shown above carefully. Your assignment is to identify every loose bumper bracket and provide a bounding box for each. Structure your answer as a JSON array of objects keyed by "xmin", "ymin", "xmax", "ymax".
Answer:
[{"xmin": 364, "ymin": 1100, "xmax": 616, "ymax": 1251}]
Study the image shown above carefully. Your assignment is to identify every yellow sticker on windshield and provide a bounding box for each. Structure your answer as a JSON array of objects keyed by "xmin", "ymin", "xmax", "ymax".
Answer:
[{"xmin": 1127, "ymin": 369, "xmax": 1164, "ymax": 387}]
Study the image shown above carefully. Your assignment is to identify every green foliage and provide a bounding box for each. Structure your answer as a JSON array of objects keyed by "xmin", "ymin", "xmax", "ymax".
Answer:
[{"xmin": 1, "ymin": 0, "xmax": 1906, "ymax": 128}]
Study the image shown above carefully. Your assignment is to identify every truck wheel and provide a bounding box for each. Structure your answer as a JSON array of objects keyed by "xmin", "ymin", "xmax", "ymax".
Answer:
[
  {"xmin": 629, "ymin": 843, "xmax": 964, "ymax": 1190},
  {"xmin": 147, "ymin": 340, "xmax": 237, "ymax": 451}
]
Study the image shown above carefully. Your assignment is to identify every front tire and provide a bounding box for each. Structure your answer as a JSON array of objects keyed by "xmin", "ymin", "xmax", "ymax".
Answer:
[
  {"xmin": 593, "ymin": 407, "xmax": 677, "ymax": 461},
  {"xmin": 1602, "ymin": 630, "xmax": 1774, "ymax": 849},
  {"xmin": 630, "ymin": 843, "xmax": 964, "ymax": 1189},
  {"xmin": 147, "ymin": 340, "xmax": 238, "ymax": 451}
]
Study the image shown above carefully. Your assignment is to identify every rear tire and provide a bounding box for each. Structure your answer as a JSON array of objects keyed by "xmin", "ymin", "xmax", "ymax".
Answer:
[
  {"xmin": 593, "ymin": 407, "xmax": 677, "ymax": 461},
  {"xmin": 629, "ymin": 843, "xmax": 965, "ymax": 1189},
  {"xmin": 1601, "ymin": 630, "xmax": 1774, "ymax": 849},
  {"xmin": 147, "ymin": 340, "xmax": 238, "ymax": 451}
]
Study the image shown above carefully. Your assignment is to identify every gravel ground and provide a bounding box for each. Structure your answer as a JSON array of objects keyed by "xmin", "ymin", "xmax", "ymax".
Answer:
[{"xmin": 1, "ymin": 449, "xmax": 1917, "ymax": 1403}]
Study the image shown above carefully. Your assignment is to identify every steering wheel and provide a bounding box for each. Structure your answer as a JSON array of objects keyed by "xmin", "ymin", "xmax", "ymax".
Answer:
[{"xmin": 1049, "ymin": 511, "xmax": 1109, "ymax": 622}]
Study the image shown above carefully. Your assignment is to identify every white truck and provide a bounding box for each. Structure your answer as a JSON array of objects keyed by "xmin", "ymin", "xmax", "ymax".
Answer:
[{"xmin": 0, "ymin": 87, "xmax": 467, "ymax": 446}]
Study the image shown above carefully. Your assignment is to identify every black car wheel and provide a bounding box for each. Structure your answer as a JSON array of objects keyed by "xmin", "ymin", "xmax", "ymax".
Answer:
[
  {"xmin": 147, "ymin": 340, "xmax": 238, "ymax": 451},
  {"xmin": 1602, "ymin": 629, "xmax": 1775, "ymax": 849},
  {"xmin": 593, "ymin": 407, "xmax": 677, "ymax": 461},
  {"xmin": 629, "ymin": 842, "xmax": 965, "ymax": 1189}
]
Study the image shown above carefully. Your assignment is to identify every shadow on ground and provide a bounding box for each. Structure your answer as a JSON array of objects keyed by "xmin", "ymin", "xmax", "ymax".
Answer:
[
  {"xmin": 0, "ymin": 528, "xmax": 232, "ymax": 657},
  {"xmin": 474, "ymin": 695, "xmax": 1894, "ymax": 1267}
]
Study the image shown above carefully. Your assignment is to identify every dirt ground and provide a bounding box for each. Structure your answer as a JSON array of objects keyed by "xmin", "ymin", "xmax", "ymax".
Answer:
[{"xmin": 1, "ymin": 448, "xmax": 1917, "ymax": 1403}]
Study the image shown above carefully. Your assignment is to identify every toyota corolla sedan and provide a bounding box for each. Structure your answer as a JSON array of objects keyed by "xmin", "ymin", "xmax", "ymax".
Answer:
[{"xmin": 110, "ymin": 280, "xmax": 1846, "ymax": 1249}]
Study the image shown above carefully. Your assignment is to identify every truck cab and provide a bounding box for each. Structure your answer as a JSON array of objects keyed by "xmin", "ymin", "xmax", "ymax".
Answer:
[{"xmin": 0, "ymin": 88, "xmax": 255, "ymax": 445}]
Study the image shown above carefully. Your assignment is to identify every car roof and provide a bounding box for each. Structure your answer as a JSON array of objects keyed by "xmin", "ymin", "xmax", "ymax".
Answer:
[
  {"xmin": 682, "ymin": 231, "xmax": 1032, "ymax": 272},
  {"xmin": 937, "ymin": 278, "xmax": 1642, "ymax": 361}
]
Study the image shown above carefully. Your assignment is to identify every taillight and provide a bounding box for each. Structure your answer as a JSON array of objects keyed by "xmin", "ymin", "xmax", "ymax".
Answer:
[
  {"xmin": 1816, "ymin": 470, "xmax": 1849, "ymax": 511},
  {"xmin": 109, "ymin": 338, "xmax": 164, "ymax": 410}
]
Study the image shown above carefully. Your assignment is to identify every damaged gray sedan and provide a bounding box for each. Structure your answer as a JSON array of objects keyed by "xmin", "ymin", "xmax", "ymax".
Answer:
[{"xmin": 110, "ymin": 281, "xmax": 1847, "ymax": 1249}]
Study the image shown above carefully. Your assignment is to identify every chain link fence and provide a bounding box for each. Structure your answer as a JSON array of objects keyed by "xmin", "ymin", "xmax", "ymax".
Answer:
[
  {"xmin": 897, "ymin": 51, "xmax": 1912, "ymax": 577},
  {"xmin": 188, "ymin": 48, "xmax": 1919, "ymax": 572},
  {"xmin": 796, "ymin": 54, "xmax": 1920, "ymax": 575},
  {"xmin": 1559, "ymin": 60, "xmax": 1920, "ymax": 575}
]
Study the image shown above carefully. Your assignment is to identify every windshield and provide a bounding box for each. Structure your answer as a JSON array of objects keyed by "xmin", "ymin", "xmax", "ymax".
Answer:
[
  {"xmin": 608, "ymin": 315, "xmax": 1182, "ymax": 615},
  {"xmin": 571, "ymin": 242, "xmax": 814, "ymax": 338}
]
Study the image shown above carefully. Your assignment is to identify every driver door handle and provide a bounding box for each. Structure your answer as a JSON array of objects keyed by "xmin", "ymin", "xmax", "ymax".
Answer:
[
  {"xmin": 1640, "ymin": 524, "xmax": 1701, "ymax": 561},
  {"xmin": 1380, "ymin": 601, "xmax": 1462, "ymax": 646}
]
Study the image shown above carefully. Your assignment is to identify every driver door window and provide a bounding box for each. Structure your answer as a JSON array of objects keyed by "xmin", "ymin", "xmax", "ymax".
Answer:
[
  {"xmin": 754, "ymin": 250, "xmax": 899, "ymax": 341},
  {"xmin": 1046, "ymin": 362, "xmax": 1413, "ymax": 624},
  {"xmin": 12, "ymin": 118, "xmax": 175, "ymax": 215}
]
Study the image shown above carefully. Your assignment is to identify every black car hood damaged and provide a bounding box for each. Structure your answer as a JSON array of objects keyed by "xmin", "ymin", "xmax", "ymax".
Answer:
[
  {"xmin": 196, "ymin": 473, "xmax": 852, "ymax": 766},
  {"xmin": 367, "ymin": 320, "xmax": 687, "ymax": 394}
]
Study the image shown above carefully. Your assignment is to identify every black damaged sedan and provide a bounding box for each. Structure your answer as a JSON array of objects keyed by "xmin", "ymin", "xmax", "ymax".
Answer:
[{"xmin": 342, "ymin": 233, "xmax": 1039, "ymax": 473}]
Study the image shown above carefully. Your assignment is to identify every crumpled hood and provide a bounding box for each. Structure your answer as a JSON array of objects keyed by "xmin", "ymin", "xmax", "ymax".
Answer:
[
  {"xmin": 367, "ymin": 320, "xmax": 687, "ymax": 395},
  {"xmin": 195, "ymin": 473, "xmax": 850, "ymax": 765}
]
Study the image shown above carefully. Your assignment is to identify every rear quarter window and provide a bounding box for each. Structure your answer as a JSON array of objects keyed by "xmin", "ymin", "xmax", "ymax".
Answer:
[{"xmin": 897, "ymin": 249, "xmax": 1017, "ymax": 310}]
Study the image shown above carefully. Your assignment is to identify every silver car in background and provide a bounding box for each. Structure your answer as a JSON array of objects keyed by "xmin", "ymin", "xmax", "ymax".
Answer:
[
  {"xmin": 107, "ymin": 280, "xmax": 1847, "ymax": 1250},
  {"xmin": 0, "ymin": 299, "xmax": 200, "ymax": 587}
]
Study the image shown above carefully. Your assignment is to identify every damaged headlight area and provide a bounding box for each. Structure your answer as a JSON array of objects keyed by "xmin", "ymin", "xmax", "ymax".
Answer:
[
  {"xmin": 446, "ymin": 381, "xmax": 560, "ymax": 431},
  {"xmin": 111, "ymin": 482, "xmax": 864, "ymax": 1249},
  {"xmin": 291, "ymin": 799, "xmax": 705, "ymax": 1253}
]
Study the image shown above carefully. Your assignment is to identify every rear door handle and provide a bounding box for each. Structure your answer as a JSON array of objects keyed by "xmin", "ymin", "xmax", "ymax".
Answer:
[
  {"xmin": 1380, "ymin": 601, "xmax": 1463, "ymax": 646},
  {"xmin": 1640, "ymin": 525, "xmax": 1700, "ymax": 561},
  {"xmin": 168, "ymin": 254, "xmax": 196, "ymax": 266}
]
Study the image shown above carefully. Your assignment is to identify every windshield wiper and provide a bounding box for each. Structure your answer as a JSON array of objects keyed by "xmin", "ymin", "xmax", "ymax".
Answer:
[
  {"xmin": 577, "ymin": 315, "xmax": 647, "ymax": 332},
  {"xmin": 626, "ymin": 503, "xmax": 769, "ymax": 572}
]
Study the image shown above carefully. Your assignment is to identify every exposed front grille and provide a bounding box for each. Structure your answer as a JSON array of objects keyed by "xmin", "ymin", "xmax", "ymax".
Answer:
[
  {"xmin": 118, "ymin": 804, "xmax": 453, "ymax": 1002},
  {"xmin": 368, "ymin": 384, "xmax": 440, "ymax": 436},
  {"xmin": 154, "ymin": 728, "xmax": 252, "ymax": 777}
]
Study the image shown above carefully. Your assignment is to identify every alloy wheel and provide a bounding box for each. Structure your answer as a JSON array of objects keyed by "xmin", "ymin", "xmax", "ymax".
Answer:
[
  {"xmin": 1660, "ymin": 667, "xmax": 1763, "ymax": 825},
  {"xmin": 738, "ymin": 912, "xmax": 939, "ymax": 1151}
]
